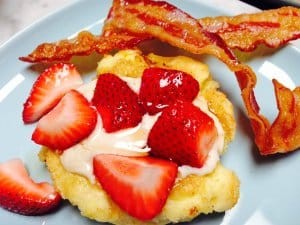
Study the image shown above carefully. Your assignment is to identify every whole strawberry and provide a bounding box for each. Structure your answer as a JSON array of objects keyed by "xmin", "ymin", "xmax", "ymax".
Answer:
[
  {"xmin": 148, "ymin": 100, "xmax": 217, "ymax": 168},
  {"xmin": 139, "ymin": 67, "xmax": 199, "ymax": 115},
  {"xmin": 92, "ymin": 73, "xmax": 144, "ymax": 132}
]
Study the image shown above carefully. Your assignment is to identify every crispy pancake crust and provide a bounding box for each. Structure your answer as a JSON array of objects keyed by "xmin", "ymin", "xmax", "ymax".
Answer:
[
  {"xmin": 39, "ymin": 50, "xmax": 239, "ymax": 225},
  {"xmin": 39, "ymin": 149, "xmax": 239, "ymax": 225}
]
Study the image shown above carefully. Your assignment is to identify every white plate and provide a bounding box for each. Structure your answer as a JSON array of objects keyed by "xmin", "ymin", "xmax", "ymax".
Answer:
[{"xmin": 1, "ymin": 0, "xmax": 300, "ymax": 224}]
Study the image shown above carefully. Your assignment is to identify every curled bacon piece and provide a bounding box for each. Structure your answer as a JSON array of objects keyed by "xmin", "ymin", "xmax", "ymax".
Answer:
[
  {"xmin": 199, "ymin": 7, "xmax": 300, "ymax": 51},
  {"xmin": 105, "ymin": 0, "xmax": 300, "ymax": 155},
  {"xmin": 264, "ymin": 80, "xmax": 300, "ymax": 154},
  {"xmin": 19, "ymin": 31, "xmax": 149, "ymax": 63}
]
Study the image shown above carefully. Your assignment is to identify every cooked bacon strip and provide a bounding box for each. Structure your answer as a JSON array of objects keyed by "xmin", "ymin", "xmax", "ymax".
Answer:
[
  {"xmin": 19, "ymin": 31, "xmax": 149, "ymax": 63},
  {"xmin": 105, "ymin": 0, "xmax": 300, "ymax": 155},
  {"xmin": 263, "ymin": 80, "xmax": 300, "ymax": 154},
  {"xmin": 199, "ymin": 7, "xmax": 300, "ymax": 51},
  {"xmin": 19, "ymin": 6, "xmax": 300, "ymax": 63}
]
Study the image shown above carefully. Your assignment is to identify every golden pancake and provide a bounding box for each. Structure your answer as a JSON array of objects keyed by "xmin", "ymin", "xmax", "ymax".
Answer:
[{"xmin": 40, "ymin": 49, "xmax": 239, "ymax": 225}]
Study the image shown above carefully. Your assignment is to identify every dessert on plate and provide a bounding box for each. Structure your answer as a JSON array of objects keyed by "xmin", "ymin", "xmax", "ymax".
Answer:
[{"xmin": 36, "ymin": 49, "xmax": 239, "ymax": 224}]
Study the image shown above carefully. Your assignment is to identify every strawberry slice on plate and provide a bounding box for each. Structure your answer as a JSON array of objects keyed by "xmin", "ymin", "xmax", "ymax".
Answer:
[
  {"xmin": 92, "ymin": 73, "xmax": 144, "ymax": 132},
  {"xmin": 23, "ymin": 63, "xmax": 83, "ymax": 123},
  {"xmin": 148, "ymin": 100, "xmax": 218, "ymax": 168},
  {"xmin": 93, "ymin": 154, "xmax": 178, "ymax": 221},
  {"xmin": 139, "ymin": 67, "xmax": 199, "ymax": 115},
  {"xmin": 32, "ymin": 90, "xmax": 97, "ymax": 151},
  {"xmin": 0, "ymin": 158, "xmax": 61, "ymax": 215}
]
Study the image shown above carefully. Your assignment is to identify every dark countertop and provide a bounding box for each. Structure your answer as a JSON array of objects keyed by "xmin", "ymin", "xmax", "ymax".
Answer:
[{"xmin": 240, "ymin": 0, "xmax": 300, "ymax": 9}]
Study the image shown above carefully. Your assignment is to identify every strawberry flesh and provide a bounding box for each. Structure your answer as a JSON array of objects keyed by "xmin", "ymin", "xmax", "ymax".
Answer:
[
  {"xmin": 93, "ymin": 154, "xmax": 178, "ymax": 220},
  {"xmin": 0, "ymin": 158, "xmax": 61, "ymax": 215},
  {"xmin": 32, "ymin": 90, "xmax": 97, "ymax": 151},
  {"xmin": 139, "ymin": 67, "xmax": 199, "ymax": 115},
  {"xmin": 23, "ymin": 63, "xmax": 83, "ymax": 123},
  {"xmin": 148, "ymin": 100, "xmax": 218, "ymax": 168},
  {"xmin": 92, "ymin": 73, "xmax": 144, "ymax": 132}
]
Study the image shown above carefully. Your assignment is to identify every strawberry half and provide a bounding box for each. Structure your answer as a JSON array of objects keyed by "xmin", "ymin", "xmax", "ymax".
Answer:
[
  {"xmin": 92, "ymin": 73, "xmax": 144, "ymax": 132},
  {"xmin": 148, "ymin": 100, "xmax": 218, "ymax": 168},
  {"xmin": 0, "ymin": 159, "xmax": 61, "ymax": 215},
  {"xmin": 23, "ymin": 63, "xmax": 83, "ymax": 123},
  {"xmin": 139, "ymin": 67, "xmax": 199, "ymax": 115},
  {"xmin": 32, "ymin": 90, "xmax": 97, "ymax": 151},
  {"xmin": 93, "ymin": 154, "xmax": 178, "ymax": 221}
]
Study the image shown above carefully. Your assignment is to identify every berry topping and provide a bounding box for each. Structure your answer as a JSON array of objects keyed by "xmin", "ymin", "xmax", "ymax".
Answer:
[
  {"xmin": 0, "ymin": 159, "xmax": 61, "ymax": 215},
  {"xmin": 92, "ymin": 73, "xmax": 144, "ymax": 132},
  {"xmin": 148, "ymin": 100, "xmax": 218, "ymax": 168},
  {"xmin": 32, "ymin": 90, "xmax": 97, "ymax": 151},
  {"xmin": 93, "ymin": 154, "xmax": 178, "ymax": 220},
  {"xmin": 23, "ymin": 63, "xmax": 83, "ymax": 123},
  {"xmin": 139, "ymin": 67, "xmax": 199, "ymax": 115}
]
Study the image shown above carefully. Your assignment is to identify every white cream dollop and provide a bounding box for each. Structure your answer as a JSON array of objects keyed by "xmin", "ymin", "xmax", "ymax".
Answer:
[
  {"xmin": 60, "ymin": 113, "xmax": 159, "ymax": 182},
  {"xmin": 60, "ymin": 76, "xmax": 224, "ymax": 183}
]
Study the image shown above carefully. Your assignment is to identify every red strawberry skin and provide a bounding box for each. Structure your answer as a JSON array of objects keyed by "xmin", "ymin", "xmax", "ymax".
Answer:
[
  {"xmin": 92, "ymin": 73, "xmax": 144, "ymax": 132},
  {"xmin": 139, "ymin": 67, "xmax": 199, "ymax": 115},
  {"xmin": 0, "ymin": 159, "xmax": 61, "ymax": 215},
  {"xmin": 32, "ymin": 90, "xmax": 97, "ymax": 151},
  {"xmin": 148, "ymin": 100, "xmax": 217, "ymax": 168},
  {"xmin": 23, "ymin": 63, "xmax": 83, "ymax": 123},
  {"xmin": 93, "ymin": 154, "xmax": 178, "ymax": 221}
]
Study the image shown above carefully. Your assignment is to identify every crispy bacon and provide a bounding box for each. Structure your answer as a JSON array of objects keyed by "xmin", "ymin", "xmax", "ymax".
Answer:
[
  {"xmin": 19, "ymin": 31, "xmax": 149, "ymax": 63},
  {"xmin": 264, "ymin": 80, "xmax": 300, "ymax": 154},
  {"xmin": 105, "ymin": 0, "xmax": 300, "ymax": 155},
  {"xmin": 199, "ymin": 7, "xmax": 300, "ymax": 51},
  {"xmin": 19, "ymin": 6, "xmax": 300, "ymax": 63}
]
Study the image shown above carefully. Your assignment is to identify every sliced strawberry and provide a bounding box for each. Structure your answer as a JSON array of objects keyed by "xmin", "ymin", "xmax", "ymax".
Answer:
[
  {"xmin": 23, "ymin": 63, "xmax": 83, "ymax": 123},
  {"xmin": 139, "ymin": 67, "xmax": 199, "ymax": 115},
  {"xmin": 93, "ymin": 154, "xmax": 177, "ymax": 221},
  {"xmin": 148, "ymin": 100, "xmax": 218, "ymax": 168},
  {"xmin": 0, "ymin": 158, "xmax": 61, "ymax": 215},
  {"xmin": 32, "ymin": 90, "xmax": 97, "ymax": 151},
  {"xmin": 92, "ymin": 73, "xmax": 144, "ymax": 132}
]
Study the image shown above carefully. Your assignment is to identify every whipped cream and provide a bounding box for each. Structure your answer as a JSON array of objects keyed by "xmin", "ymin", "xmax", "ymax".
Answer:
[{"xmin": 60, "ymin": 76, "xmax": 224, "ymax": 183}]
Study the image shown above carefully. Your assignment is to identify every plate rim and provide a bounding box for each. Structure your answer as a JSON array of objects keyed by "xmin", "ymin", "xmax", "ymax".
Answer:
[{"xmin": 1, "ymin": 1, "xmax": 300, "ymax": 225}]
